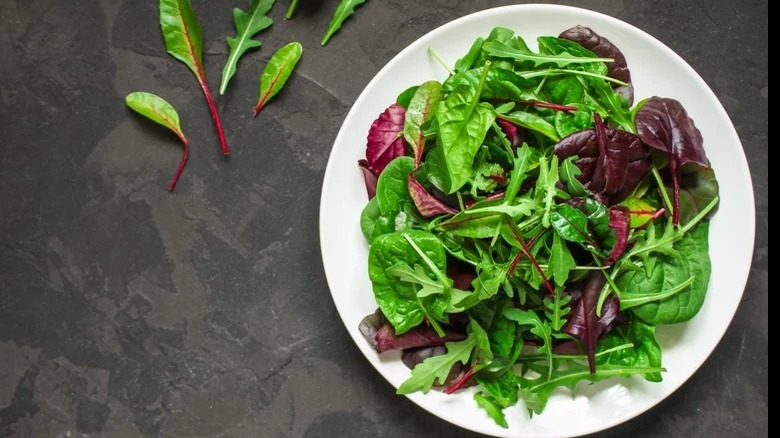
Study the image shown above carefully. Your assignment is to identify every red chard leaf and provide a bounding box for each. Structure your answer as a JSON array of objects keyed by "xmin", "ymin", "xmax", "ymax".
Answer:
[
  {"xmin": 635, "ymin": 96, "xmax": 709, "ymax": 224},
  {"xmin": 554, "ymin": 115, "xmax": 651, "ymax": 205},
  {"xmin": 357, "ymin": 159, "xmax": 377, "ymax": 200},
  {"xmin": 373, "ymin": 321, "xmax": 466, "ymax": 353},
  {"xmin": 606, "ymin": 206, "xmax": 630, "ymax": 263},
  {"xmin": 558, "ymin": 25, "xmax": 634, "ymax": 105},
  {"xmin": 563, "ymin": 272, "xmax": 621, "ymax": 373},
  {"xmin": 497, "ymin": 119, "xmax": 525, "ymax": 149},
  {"xmin": 408, "ymin": 173, "xmax": 459, "ymax": 218},
  {"xmin": 159, "ymin": 0, "xmax": 229, "ymax": 156},
  {"xmin": 365, "ymin": 103, "xmax": 408, "ymax": 174}
]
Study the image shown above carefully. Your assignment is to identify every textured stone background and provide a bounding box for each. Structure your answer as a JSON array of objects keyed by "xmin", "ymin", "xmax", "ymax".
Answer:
[{"xmin": 0, "ymin": 1, "xmax": 767, "ymax": 437}]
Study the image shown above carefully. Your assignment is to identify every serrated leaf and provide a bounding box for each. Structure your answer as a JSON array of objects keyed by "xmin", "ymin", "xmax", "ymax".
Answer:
[
  {"xmin": 397, "ymin": 334, "xmax": 475, "ymax": 394},
  {"xmin": 321, "ymin": 0, "xmax": 368, "ymax": 46},
  {"xmin": 220, "ymin": 0, "xmax": 276, "ymax": 95},
  {"xmin": 253, "ymin": 41, "xmax": 303, "ymax": 116},
  {"xmin": 125, "ymin": 91, "xmax": 189, "ymax": 192}
]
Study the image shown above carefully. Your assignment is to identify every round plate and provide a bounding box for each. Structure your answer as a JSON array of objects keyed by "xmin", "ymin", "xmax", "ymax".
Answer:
[{"xmin": 319, "ymin": 4, "xmax": 755, "ymax": 437}]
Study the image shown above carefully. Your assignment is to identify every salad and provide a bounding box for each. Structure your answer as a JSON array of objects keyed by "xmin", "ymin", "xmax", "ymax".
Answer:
[{"xmin": 355, "ymin": 24, "xmax": 719, "ymax": 428}]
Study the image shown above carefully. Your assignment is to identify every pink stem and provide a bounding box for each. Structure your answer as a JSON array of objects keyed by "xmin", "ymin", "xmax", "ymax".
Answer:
[
  {"xmin": 198, "ymin": 77, "xmax": 229, "ymax": 156},
  {"xmin": 168, "ymin": 139, "xmax": 189, "ymax": 192}
]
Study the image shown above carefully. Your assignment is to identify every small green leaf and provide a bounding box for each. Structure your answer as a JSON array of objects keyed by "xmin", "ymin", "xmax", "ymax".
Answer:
[
  {"xmin": 125, "ymin": 92, "xmax": 189, "ymax": 192},
  {"xmin": 126, "ymin": 92, "xmax": 186, "ymax": 141},
  {"xmin": 220, "ymin": 0, "xmax": 276, "ymax": 95},
  {"xmin": 253, "ymin": 41, "xmax": 303, "ymax": 116},
  {"xmin": 321, "ymin": 0, "xmax": 368, "ymax": 46}
]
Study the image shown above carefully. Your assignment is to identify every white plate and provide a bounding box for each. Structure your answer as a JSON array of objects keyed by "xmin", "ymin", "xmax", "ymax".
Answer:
[{"xmin": 319, "ymin": 4, "xmax": 755, "ymax": 437}]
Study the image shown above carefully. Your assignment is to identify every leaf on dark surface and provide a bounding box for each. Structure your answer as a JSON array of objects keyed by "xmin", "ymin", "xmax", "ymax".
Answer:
[
  {"xmin": 554, "ymin": 115, "xmax": 651, "ymax": 204},
  {"xmin": 562, "ymin": 272, "xmax": 621, "ymax": 373},
  {"xmin": 408, "ymin": 173, "xmax": 459, "ymax": 218},
  {"xmin": 365, "ymin": 103, "xmax": 408, "ymax": 174},
  {"xmin": 357, "ymin": 159, "xmax": 377, "ymax": 200},
  {"xmin": 635, "ymin": 97, "xmax": 711, "ymax": 224},
  {"xmin": 558, "ymin": 25, "xmax": 634, "ymax": 104}
]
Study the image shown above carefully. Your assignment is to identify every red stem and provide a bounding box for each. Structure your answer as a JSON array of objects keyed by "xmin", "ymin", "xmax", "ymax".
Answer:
[
  {"xmin": 507, "ymin": 231, "xmax": 543, "ymax": 277},
  {"xmin": 198, "ymin": 77, "xmax": 229, "ymax": 156},
  {"xmin": 669, "ymin": 154, "xmax": 680, "ymax": 225},
  {"xmin": 443, "ymin": 360, "xmax": 479, "ymax": 395},
  {"xmin": 506, "ymin": 219, "xmax": 555, "ymax": 296},
  {"xmin": 169, "ymin": 139, "xmax": 189, "ymax": 192}
]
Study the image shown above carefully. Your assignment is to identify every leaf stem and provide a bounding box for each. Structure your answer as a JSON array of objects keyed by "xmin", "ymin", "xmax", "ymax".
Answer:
[
  {"xmin": 427, "ymin": 47, "xmax": 454, "ymax": 76},
  {"xmin": 198, "ymin": 77, "xmax": 230, "ymax": 156},
  {"xmin": 286, "ymin": 0, "xmax": 298, "ymax": 19}
]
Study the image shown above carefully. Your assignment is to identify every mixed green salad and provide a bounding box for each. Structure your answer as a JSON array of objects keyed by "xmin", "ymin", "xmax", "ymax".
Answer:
[{"xmin": 356, "ymin": 24, "xmax": 719, "ymax": 428}]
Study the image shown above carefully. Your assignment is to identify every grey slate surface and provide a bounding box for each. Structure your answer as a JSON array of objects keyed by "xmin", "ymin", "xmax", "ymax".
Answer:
[{"xmin": 0, "ymin": 1, "xmax": 767, "ymax": 437}]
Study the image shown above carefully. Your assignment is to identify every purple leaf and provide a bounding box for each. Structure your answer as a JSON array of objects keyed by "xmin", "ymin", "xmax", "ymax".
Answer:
[
  {"xmin": 558, "ymin": 25, "xmax": 634, "ymax": 105},
  {"xmin": 562, "ymin": 272, "xmax": 621, "ymax": 373},
  {"xmin": 554, "ymin": 115, "xmax": 651, "ymax": 204},
  {"xmin": 607, "ymin": 206, "xmax": 630, "ymax": 263},
  {"xmin": 408, "ymin": 173, "xmax": 459, "ymax": 217},
  {"xmin": 372, "ymin": 321, "xmax": 466, "ymax": 354},
  {"xmin": 357, "ymin": 159, "xmax": 377, "ymax": 199},
  {"xmin": 365, "ymin": 103, "xmax": 408, "ymax": 174},
  {"xmin": 497, "ymin": 119, "xmax": 525, "ymax": 148},
  {"xmin": 635, "ymin": 96, "xmax": 709, "ymax": 225}
]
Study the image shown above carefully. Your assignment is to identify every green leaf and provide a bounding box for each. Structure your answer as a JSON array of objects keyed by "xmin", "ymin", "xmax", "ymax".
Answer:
[
  {"xmin": 618, "ymin": 196, "xmax": 659, "ymax": 228},
  {"xmin": 159, "ymin": 0, "xmax": 229, "ymax": 155},
  {"xmin": 125, "ymin": 92, "xmax": 186, "ymax": 142},
  {"xmin": 125, "ymin": 91, "xmax": 190, "ymax": 192},
  {"xmin": 498, "ymin": 111, "xmax": 559, "ymax": 142},
  {"xmin": 560, "ymin": 156, "xmax": 588, "ymax": 197},
  {"xmin": 321, "ymin": 0, "xmax": 368, "ymax": 46},
  {"xmin": 359, "ymin": 196, "xmax": 381, "ymax": 240},
  {"xmin": 551, "ymin": 204, "xmax": 595, "ymax": 248},
  {"xmin": 434, "ymin": 65, "xmax": 496, "ymax": 193},
  {"xmin": 548, "ymin": 232, "xmax": 575, "ymax": 287},
  {"xmin": 543, "ymin": 290, "xmax": 571, "ymax": 331},
  {"xmin": 403, "ymin": 81, "xmax": 442, "ymax": 166},
  {"xmin": 483, "ymin": 40, "xmax": 612, "ymax": 68},
  {"xmin": 253, "ymin": 41, "xmax": 303, "ymax": 115},
  {"xmin": 376, "ymin": 156, "xmax": 415, "ymax": 214},
  {"xmin": 220, "ymin": 0, "xmax": 275, "ymax": 95},
  {"xmin": 518, "ymin": 362, "xmax": 665, "ymax": 415},
  {"xmin": 368, "ymin": 230, "xmax": 450, "ymax": 334},
  {"xmin": 397, "ymin": 334, "xmax": 476, "ymax": 394},
  {"xmin": 474, "ymin": 393, "xmax": 509, "ymax": 429},
  {"xmin": 619, "ymin": 222, "xmax": 711, "ymax": 324},
  {"xmin": 597, "ymin": 319, "xmax": 664, "ymax": 382}
]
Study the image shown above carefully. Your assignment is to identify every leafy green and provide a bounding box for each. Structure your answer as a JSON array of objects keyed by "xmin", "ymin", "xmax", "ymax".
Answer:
[
  {"xmin": 253, "ymin": 42, "xmax": 303, "ymax": 116},
  {"xmin": 321, "ymin": 0, "xmax": 368, "ymax": 46},
  {"xmin": 220, "ymin": 0, "xmax": 275, "ymax": 95},
  {"xmin": 125, "ymin": 91, "xmax": 189, "ymax": 192},
  {"xmin": 397, "ymin": 333, "xmax": 476, "ymax": 394},
  {"xmin": 159, "ymin": 0, "xmax": 229, "ymax": 155}
]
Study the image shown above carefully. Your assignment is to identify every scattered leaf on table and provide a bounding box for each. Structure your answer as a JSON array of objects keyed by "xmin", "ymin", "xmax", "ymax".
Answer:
[
  {"xmin": 253, "ymin": 41, "xmax": 303, "ymax": 116},
  {"xmin": 321, "ymin": 0, "xmax": 368, "ymax": 46},
  {"xmin": 159, "ymin": 0, "xmax": 229, "ymax": 155},
  {"xmin": 125, "ymin": 91, "xmax": 189, "ymax": 192},
  {"xmin": 219, "ymin": 0, "xmax": 276, "ymax": 95}
]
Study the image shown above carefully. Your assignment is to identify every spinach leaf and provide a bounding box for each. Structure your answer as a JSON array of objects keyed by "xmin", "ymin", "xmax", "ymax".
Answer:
[
  {"xmin": 597, "ymin": 318, "xmax": 663, "ymax": 382},
  {"xmin": 434, "ymin": 66, "xmax": 496, "ymax": 193},
  {"xmin": 376, "ymin": 156, "xmax": 415, "ymax": 214},
  {"xmin": 618, "ymin": 222, "xmax": 711, "ymax": 324},
  {"xmin": 403, "ymin": 81, "xmax": 442, "ymax": 166}
]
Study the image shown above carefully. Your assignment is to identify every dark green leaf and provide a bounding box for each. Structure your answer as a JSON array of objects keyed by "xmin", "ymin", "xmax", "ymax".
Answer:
[{"xmin": 376, "ymin": 156, "xmax": 415, "ymax": 214}]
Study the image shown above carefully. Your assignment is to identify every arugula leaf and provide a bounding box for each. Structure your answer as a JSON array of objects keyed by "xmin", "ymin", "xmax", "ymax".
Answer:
[
  {"xmin": 321, "ymin": 0, "xmax": 368, "ymax": 46},
  {"xmin": 483, "ymin": 40, "xmax": 613, "ymax": 67},
  {"xmin": 397, "ymin": 333, "xmax": 476, "ymax": 394},
  {"xmin": 253, "ymin": 41, "xmax": 303, "ymax": 116},
  {"xmin": 220, "ymin": 0, "xmax": 275, "ymax": 95}
]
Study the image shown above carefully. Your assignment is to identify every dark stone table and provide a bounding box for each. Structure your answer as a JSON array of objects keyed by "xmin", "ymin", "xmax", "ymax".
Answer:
[{"xmin": 0, "ymin": 1, "xmax": 767, "ymax": 437}]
